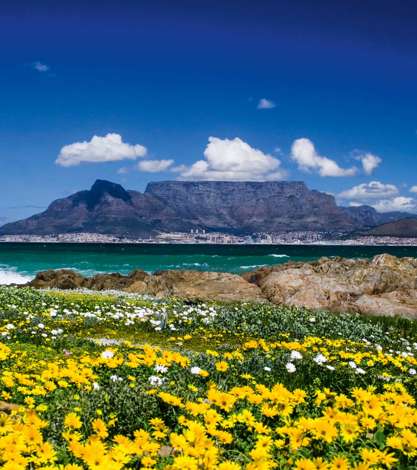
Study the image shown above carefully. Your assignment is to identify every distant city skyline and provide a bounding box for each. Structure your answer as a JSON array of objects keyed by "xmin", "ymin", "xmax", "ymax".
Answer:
[{"xmin": 2, "ymin": 0, "xmax": 417, "ymax": 223}]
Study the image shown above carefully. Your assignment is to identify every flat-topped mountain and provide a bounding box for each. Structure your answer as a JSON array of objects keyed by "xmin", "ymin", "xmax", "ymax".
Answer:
[{"xmin": 0, "ymin": 179, "xmax": 410, "ymax": 237}]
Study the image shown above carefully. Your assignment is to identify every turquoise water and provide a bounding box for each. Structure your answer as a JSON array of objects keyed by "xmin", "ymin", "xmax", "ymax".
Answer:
[{"xmin": 2, "ymin": 243, "xmax": 417, "ymax": 284}]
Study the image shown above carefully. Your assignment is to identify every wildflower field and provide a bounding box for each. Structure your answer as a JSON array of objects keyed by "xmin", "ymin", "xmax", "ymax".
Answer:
[{"xmin": 1, "ymin": 287, "xmax": 417, "ymax": 469}]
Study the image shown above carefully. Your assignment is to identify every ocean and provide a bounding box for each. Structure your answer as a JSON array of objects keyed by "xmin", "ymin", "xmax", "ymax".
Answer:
[{"xmin": 2, "ymin": 242, "xmax": 417, "ymax": 285}]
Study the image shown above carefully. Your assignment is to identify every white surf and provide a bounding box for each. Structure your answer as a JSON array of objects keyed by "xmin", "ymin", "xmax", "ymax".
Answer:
[{"xmin": 0, "ymin": 268, "xmax": 33, "ymax": 285}]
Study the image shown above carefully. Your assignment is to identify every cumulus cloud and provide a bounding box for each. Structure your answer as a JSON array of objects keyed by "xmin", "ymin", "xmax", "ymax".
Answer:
[
  {"xmin": 291, "ymin": 138, "xmax": 356, "ymax": 177},
  {"xmin": 56, "ymin": 133, "xmax": 147, "ymax": 167},
  {"xmin": 138, "ymin": 159, "xmax": 174, "ymax": 173},
  {"xmin": 339, "ymin": 181, "xmax": 399, "ymax": 201},
  {"xmin": 357, "ymin": 153, "xmax": 382, "ymax": 175},
  {"xmin": 410, "ymin": 185, "xmax": 417, "ymax": 194},
  {"xmin": 33, "ymin": 61, "xmax": 49, "ymax": 72},
  {"xmin": 372, "ymin": 197, "xmax": 417, "ymax": 213},
  {"xmin": 171, "ymin": 164, "xmax": 188, "ymax": 174},
  {"xmin": 177, "ymin": 136, "xmax": 286, "ymax": 181},
  {"xmin": 338, "ymin": 181, "xmax": 416, "ymax": 213},
  {"xmin": 257, "ymin": 98, "xmax": 276, "ymax": 109}
]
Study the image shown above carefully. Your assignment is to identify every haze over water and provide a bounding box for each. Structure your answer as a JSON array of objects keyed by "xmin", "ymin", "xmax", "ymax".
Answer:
[{"xmin": 2, "ymin": 243, "xmax": 417, "ymax": 285}]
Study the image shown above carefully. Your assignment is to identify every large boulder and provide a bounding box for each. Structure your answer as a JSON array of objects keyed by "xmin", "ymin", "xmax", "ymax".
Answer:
[
  {"xmin": 28, "ymin": 269, "xmax": 148, "ymax": 291},
  {"xmin": 86, "ymin": 270, "xmax": 149, "ymax": 291},
  {"xmin": 244, "ymin": 254, "xmax": 417, "ymax": 318},
  {"xmin": 354, "ymin": 292, "xmax": 417, "ymax": 319},
  {"xmin": 350, "ymin": 254, "xmax": 417, "ymax": 294},
  {"xmin": 28, "ymin": 269, "xmax": 87, "ymax": 290},
  {"xmin": 126, "ymin": 270, "xmax": 265, "ymax": 303},
  {"xmin": 255, "ymin": 267, "xmax": 359, "ymax": 311}
]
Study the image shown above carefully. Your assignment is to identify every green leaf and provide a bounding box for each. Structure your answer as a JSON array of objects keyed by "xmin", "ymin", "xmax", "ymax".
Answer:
[{"xmin": 374, "ymin": 427, "xmax": 386, "ymax": 448}]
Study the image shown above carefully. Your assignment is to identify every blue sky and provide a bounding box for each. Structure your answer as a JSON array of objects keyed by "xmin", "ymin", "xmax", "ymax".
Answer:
[{"xmin": 1, "ymin": 0, "xmax": 417, "ymax": 223}]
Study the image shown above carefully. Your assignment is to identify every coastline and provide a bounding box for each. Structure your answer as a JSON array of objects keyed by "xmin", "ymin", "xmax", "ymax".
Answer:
[
  {"xmin": 19, "ymin": 253, "xmax": 417, "ymax": 319},
  {"xmin": 3, "ymin": 241, "xmax": 417, "ymax": 287},
  {"xmin": 2, "ymin": 232, "xmax": 417, "ymax": 246}
]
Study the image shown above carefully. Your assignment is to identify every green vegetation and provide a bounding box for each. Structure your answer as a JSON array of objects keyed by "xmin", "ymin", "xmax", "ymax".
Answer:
[{"xmin": 1, "ymin": 286, "xmax": 417, "ymax": 469}]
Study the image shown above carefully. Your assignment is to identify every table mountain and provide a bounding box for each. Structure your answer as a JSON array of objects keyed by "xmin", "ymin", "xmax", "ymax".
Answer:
[{"xmin": 0, "ymin": 179, "xmax": 410, "ymax": 237}]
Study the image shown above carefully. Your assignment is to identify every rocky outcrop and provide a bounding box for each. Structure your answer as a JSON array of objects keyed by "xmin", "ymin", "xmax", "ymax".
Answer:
[
  {"xmin": 28, "ymin": 268, "xmax": 264, "ymax": 303},
  {"xmin": 128, "ymin": 270, "xmax": 265, "ymax": 303},
  {"xmin": 0, "ymin": 179, "xmax": 411, "ymax": 237},
  {"xmin": 29, "ymin": 269, "xmax": 87, "ymax": 290},
  {"xmin": 26, "ymin": 254, "xmax": 417, "ymax": 319},
  {"xmin": 243, "ymin": 254, "xmax": 417, "ymax": 319},
  {"xmin": 86, "ymin": 270, "xmax": 148, "ymax": 291},
  {"xmin": 29, "ymin": 269, "xmax": 149, "ymax": 291}
]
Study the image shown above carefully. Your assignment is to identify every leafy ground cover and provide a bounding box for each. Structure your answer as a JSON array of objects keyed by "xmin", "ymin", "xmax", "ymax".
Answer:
[{"xmin": 1, "ymin": 286, "xmax": 417, "ymax": 469}]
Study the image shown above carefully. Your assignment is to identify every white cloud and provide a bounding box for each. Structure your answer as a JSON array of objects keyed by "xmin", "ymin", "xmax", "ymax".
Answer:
[
  {"xmin": 138, "ymin": 159, "xmax": 174, "ymax": 173},
  {"xmin": 339, "ymin": 181, "xmax": 399, "ymax": 201},
  {"xmin": 56, "ymin": 133, "xmax": 147, "ymax": 167},
  {"xmin": 410, "ymin": 185, "xmax": 417, "ymax": 194},
  {"xmin": 33, "ymin": 61, "xmax": 49, "ymax": 72},
  {"xmin": 372, "ymin": 197, "xmax": 417, "ymax": 213},
  {"xmin": 257, "ymin": 98, "xmax": 276, "ymax": 109},
  {"xmin": 171, "ymin": 164, "xmax": 188, "ymax": 174},
  {"xmin": 358, "ymin": 153, "xmax": 382, "ymax": 175},
  {"xmin": 177, "ymin": 136, "xmax": 286, "ymax": 181},
  {"xmin": 291, "ymin": 138, "xmax": 356, "ymax": 177},
  {"xmin": 339, "ymin": 181, "xmax": 415, "ymax": 213}
]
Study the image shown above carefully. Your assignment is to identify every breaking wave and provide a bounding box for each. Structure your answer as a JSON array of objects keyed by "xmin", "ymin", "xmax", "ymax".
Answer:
[
  {"xmin": 268, "ymin": 254, "xmax": 289, "ymax": 258},
  {"xmin": 167, "ymin": 262, "xmax": 210, "ymax": 269},
  {"xmin": 0, "ymin": 268, "xmax": 33, "ymax": 285},
  {"xmin": 239, "ymin": 264, "xmax": 267, "ymax": 270}
]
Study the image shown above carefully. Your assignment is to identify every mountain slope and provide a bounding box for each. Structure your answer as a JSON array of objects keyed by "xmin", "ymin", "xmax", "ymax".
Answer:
[
  {"xmin": 0, "ymin": 180, "xmax": 167, "ymax": 237},
  {"xmin": 0, "ymin": 179, "xmax": 411, "ymax": 237},
  {"xmin": 362, "ymin": 218, "xmax": 417, "ymax": 237}
]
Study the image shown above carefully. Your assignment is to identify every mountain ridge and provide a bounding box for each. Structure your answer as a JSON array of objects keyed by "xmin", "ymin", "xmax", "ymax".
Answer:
[
  {"xmin": 0, "ymin": 179, "xmax": 411, "ymax": 237},
  {"xmin": 360, "ymin": 218, "xmax": 417, "ymax": 238}
]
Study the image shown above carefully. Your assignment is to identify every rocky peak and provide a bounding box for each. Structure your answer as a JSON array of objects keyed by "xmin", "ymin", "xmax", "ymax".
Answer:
[{"xmin": 75, "ymin": 179, "xmax": 132, "ymax": 210}]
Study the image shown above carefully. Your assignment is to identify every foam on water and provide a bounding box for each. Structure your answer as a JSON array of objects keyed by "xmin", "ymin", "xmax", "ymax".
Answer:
[
  {"xmin": 239, "ymin": 264, "xmax": 267, "ymax": 269},
  {"xmin": 0, "ymin": 268, "xmax": 33, "ymax": 285},
  {"xmin": 268, "ymin": 254, "xmax": 289, "ymax": 258},
  {"xmin": 180, "ymin": 262, "xmax": 209, "ymax": 268}
]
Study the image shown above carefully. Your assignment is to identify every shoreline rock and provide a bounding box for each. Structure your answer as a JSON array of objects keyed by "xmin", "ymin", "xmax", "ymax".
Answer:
[
  {"xmin": 27, "ymin": 268, "xmax": 265, "ymax": 304},
  {"xmin": 243, "ymin": 254, "xmax": 417, "ymax": 318},
  {"xmin": 24, "ymin": 254, "xmax": 417, "ymax": 319}
]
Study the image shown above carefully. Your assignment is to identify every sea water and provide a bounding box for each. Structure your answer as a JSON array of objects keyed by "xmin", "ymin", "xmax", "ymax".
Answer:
[{"xmin": 1, "ymin": 242, "xmax": 417, "ymax": 285}]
